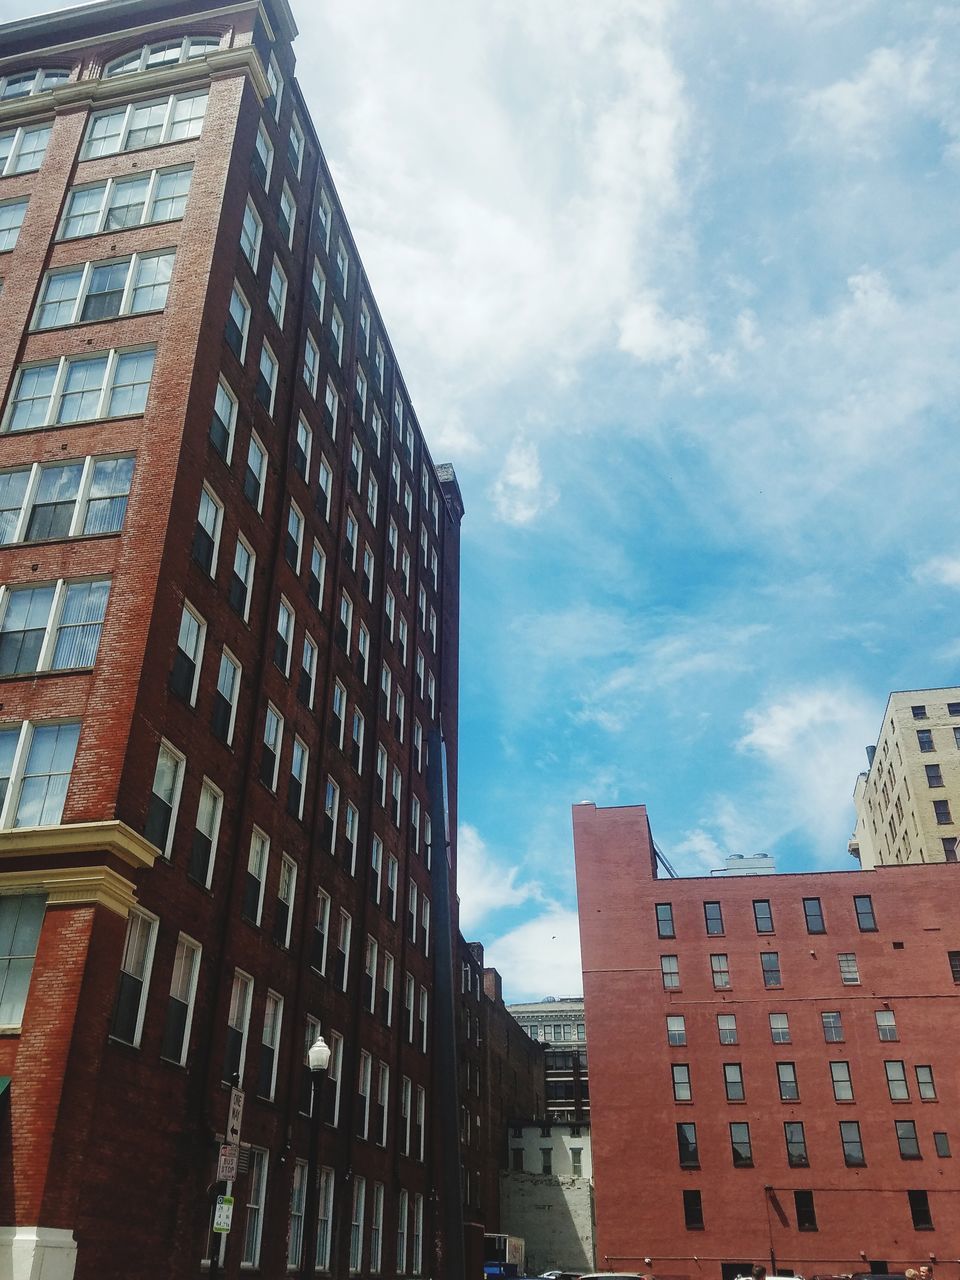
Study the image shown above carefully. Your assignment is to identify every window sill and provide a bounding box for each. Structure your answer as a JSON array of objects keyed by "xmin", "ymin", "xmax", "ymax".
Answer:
[
  {"xmin": 3, "ymin": 411, "xmax": 147, "ymax": 438},
  {"xmin": 30, "ymin": 304, "xmax": 165, "ymax": 337},
  {"xmin": 0, "ymin": 664, "xmax": 95, "ymax": 683},
  {"xmin": 0, "ymin": 1025, "xmax": 22, "ymax": 1037}
]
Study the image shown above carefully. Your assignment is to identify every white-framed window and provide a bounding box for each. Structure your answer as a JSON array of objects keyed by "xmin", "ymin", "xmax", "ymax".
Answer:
[
  {"xmin": 253, "ymin": 121, "xmax": 273, "ymax": 190},
  {"xmin": 413, "ymin": 720, "xmax": 423, "ymax": 772},
  {"xmin": 338, "ymin": 591, "xmax": 353, "ymax": 654},
  {"xmin": 418, "ymin": 586, "xmax": 427, "ymax": 630},
  {"xmin": 382, "ymin": 951, "xmax": 394, "ymax": 1026},
  {"xmin": 362, "ymin": 544, "xmax": 375, "ymax": 601},
  {"xmin": 302, "ymin": 333, "xmax": 320, "ymax": 399},
  {"xmin": 427, "ymin": 673, "xmax": 436, "ymax": 718},
  {"xmin": 392, "ymin": 766, "xmax": 402, "ymax": 827},
  {"xmin": 430, "ymin": 548, "xmax": 439, "ymax": 590},
  {"xmin": 401, "ymin": 547, "xmax": 411, "ymax": 595},
  {"xmin": 386, "ymin": 854, "xmax": 398, "ymax": 921},
  {"xmin": 189, "ymin": 778, "xmax": 222, "ymax": 888},
  {"xmin": 317, "ymin": 454, "xmax": 333, "ymax": 520},
  {"xmin": 387, "ymin": 519, "xmax": 399, "ymax": 568},
  {"xmin": 212, "ymin": 647, "xmax": 240, "ymax": 746},
  {"xmin": 359, "ymin": 299, "xmax": 371, "ymax": 354},
  {"xmin": 328, "ymin": 1031, "xmax": 343, "ymax": 1123},
  {"xmin": 170, "ymin": 601, "xmax": 205, "ymax": 704},
  {"xmin": 274, "ymin": 597, "xmax": 294, "ymax": 676},
  {"xmin": 229, "ymin": 533, "xmax": 255, "ymax": 619},
  {"xmin": 110, "ymin": 906, "xmax": 157, "ymax": 1045},
  {"xmin": 331, "ymin": 679, "xmax": 346, "ymax": 749},
  {"xmin": 285, "ymin": 501, "xmax": 304, "ymax": 571},
  {"xmin": 0, "ymin": 198, "xmax": 28, "ymax": 252},
  {"xmin": 375, "ymin": 339, "xmax": 385, "ymax": 391},
  {"xmin": 288, "ymin": 113, "xmax": 305, "ymax": 177},
  {"xmin": 400, "ymin": 1076, "xmax": 412, "ymax": 1155},
  {"xmin": 375, "ymin": 744, "xmax": 387, "ymax": 807},
  {"xmin": 345, "ymin": 802, "xmax": 359, "ymax": 874},
  {"xmin": 288, "ymin": 737, "xmax": 308, "ymax": 820},
  {"xmin": 350, "ymin": 435, "xmax": 363, "ymax": 493},
  {"xmin": 256, "ymin": 341, "xmax": 278, "ymax": 415},
  {"xmin": 59, "ymin": 164, "xmax": 192, "ymax": 239},
  {"xmin": 412, "ymin": 1193, "xmax": 423, "ymax": 1274},
  {"xmin": 308, "ymin": 539, "xmax": 325, "ymax": 608},
  {"xmin": 324, "ymin": 380, "xmax": 339, "ymax": 438},
  {"xmin": 104, "ymin": 35, "xmax": 220, "ymax": 77},
  {"xmin": 243, "ymin": 827, "xmax": 270, "ymax": 925},
  {"xmin": 144, "ymin": 739, "xmax": 184, "ymax": 856},
  {"xmin": 226, "ymin": 282, "xmax": 250, "ymax": 361},
  {"xmin": 350, "ymin": 1176, "xmax": 366, "ymax": 1273},
  {"xmin": 336, "ymin": 237, "xmax": 350, "ymax": 293},
  {"xmin": 429, "ymin": 607, "xmax": 438, "ymax": 653},
  {"xmin": 310, "ymin": 257, "xmax": 326, "ymax": 313},
  {"xmin": 371, "ymin": 835, "xmax": 383, "ymax": 905},
  {"xmin": 370, "ymin": 1181, "xmax": 384, "ymax": 1273},
  {"xmin": 4, "ymin": 347, "xmax": 155, "ymax": 432},
  {"xmin": 367, "ymin": 474, "xmax": 379, "ymax": 525},
  {"xmin": 395, "ymin": 689, "xmax": 406, "ymax": 744},
  {"xmin": 241, "ymin": 1145, "xmax": 268, "ymax": 1267},
  {"xmin": 287, "ymin": 1159, "xmax": 307, "ymax": 1269},
  {"xmin": 0, "ymin": 123, "xmax": 52, "ymax": 176},
  {"xmin": 355, "ymin": 367, "xmax": 367, "ymax": 420},
  {"xmin": 358, "ymin": 622, "xmax": 370, "ymax": 682},
  {"xmin": 424, "ymin": 814, "xmax": 432, "ymax": 869},
  {"xmin": 419, "ymin": 988, "xmax": 428, "ymax": 1052},
  {"xmin": 313, "ymin": 890, "xmax": 331, "ymax": 975},
  {"xmin": 317, "ymin": 186, "xmax": 332, "ymax": 250},
  {"xmin": 0, "ymin": 67, "xmax": 69, "ymax": 99},
  {"xmin": 839, "ymin": 952, "xmax": 861, "ymax": 985},
  {"xmin": 330, "ymin": 308, "xmax": 344, "ymax": 363},
  {"xmin": 274, "ymin": 854, "xmax": 296, "ymax": 951},
  {"xmin": 240, "ymin": 197, "xmax": 262, "ymax": 267},
  {"xmin": 403, "ymin": 483, "xmax": 413, "ymax": 529},
  {"xmin": 363, "ymin": 936, "xmax": 379, "ymax": 1013},
  {"xmin": 323, "ymin": 778, "xmax": 341, "ymax": 858},
  {"xmin": 394, "ymin": 391, "xmax": 404, "ymax": 433},
  {"xmin": 336, "ymin": 909, "xmax": 352, "ymax": 992},
  {"xmin": 351, "ymin": 708, "xmax": 365, "ymax": 773},
  {"xmin": 268, "ymin": 256, "xmax": 287, "ymax": 325},
  {"xmin": 243, "ymin": 431, "xmax": 266, "ymax": 510},
  {"xmin": 193, "ymin": 483, "xmax": 222, "ymax": 576},
  {"xmin": 266, "ymin": 53, "xmax": 282, "ymax": 119},
  {"xmin": 257, "ymin": 990, "xmax": 283, "ymax": 1100},
  {"xmin": 299, "ymin": 631, "xmax": 318, "ymax": 708},
  {"xmin": 7, "ymin": 455, "xmax": 133, "ymax": 541},
  {"xmin": 404, "ymin": 973, "xmax": 415, "ymax": 1043},
  {"xmin": 317, "ymin": 1166, "xmax": 335, "ymax": 1270},
  {"xmin": 357, "ymin": 1048, "xmax": 372, "ymax": 1137},
  {"xmin": 422, "ymin": 897, "xmax": 431, "ymax": 958},
  {"xmin": 82, "ymin": 91, "xmax": 208, "ymax": 159},
  {"xmin": 160, "ymin": 932, "xmax": 200, "ymax": 1065},
  {"xmin": 209, "ymin": 376, "xmax": 237, "ymax": 462},
  {"xmin": 260, "ymin": 703, "xmax": 284, "ymax": 791},
  {"xmin": 0, "ymin": 576, "xmax": 110, "ymax": 676},
  {"xmin": 222, "ymin": 968, "xmax": 252, "ymax": 1082},
  {"xmin": 372, "ymin": 405, "xmax": 383, "ymax": 456},
  {"xmin": 279, "ymin": 182, "xmax": 296, "ymax": 249},
  {"xmin": 396, "ymin": 1189, "xmax": 408, "ymax": 1275}
]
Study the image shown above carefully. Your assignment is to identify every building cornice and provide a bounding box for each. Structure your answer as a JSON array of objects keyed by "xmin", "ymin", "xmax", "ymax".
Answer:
[
  {"xmin": 0, "ymin": 819, "xmax": 158, "ymax": 870},
  {"xmin": 0, "ymin": 865, "xmax": 142, "ymax": 917}
]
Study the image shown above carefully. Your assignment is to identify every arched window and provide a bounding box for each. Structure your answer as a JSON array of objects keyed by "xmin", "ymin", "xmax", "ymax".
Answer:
[
  {"xmin": 0, "ymin": 68, "xmax": 70, "ymax": 99},
  {"xmin": 104, "ymin": 35, "xmax": 220, "ymax": 78}
]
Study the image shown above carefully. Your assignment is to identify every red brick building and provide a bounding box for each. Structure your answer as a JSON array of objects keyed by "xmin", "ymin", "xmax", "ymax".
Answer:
[
  {"xmin": 573, "ymin": 803, "xmax": 960, "ymax": 1280},
  {"xmin": 0, "ymin": 0, "xmax": 468, "ymax": 1276}
]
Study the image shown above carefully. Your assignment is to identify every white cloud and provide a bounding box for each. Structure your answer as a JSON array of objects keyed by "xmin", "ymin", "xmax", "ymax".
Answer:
[
  {"xmin": 618, "ymin": 295, "xmax": 706, "ymax": 365},
  {"xmin": 915, "ymin": 555, "xmax": 960, "ymax": 590},
  {"xmin": 490, "ymin": 438, "xmax": 557, "ymax": 526},
  {"xmin": 484, "ymin": 909, "xmax": 583, "ymax": 1003},
  {"xmin": 456, "ymin": 823, "xmax": 543, "ymax": 935}
]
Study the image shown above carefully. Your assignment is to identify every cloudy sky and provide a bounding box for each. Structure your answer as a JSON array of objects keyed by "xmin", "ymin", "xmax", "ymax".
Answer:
[{"xmin": 18, "ymin": 0, "xmax": 960, "ymax": 998}]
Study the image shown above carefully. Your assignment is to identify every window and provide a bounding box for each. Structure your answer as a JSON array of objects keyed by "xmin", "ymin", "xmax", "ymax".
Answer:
[
  {"xmin": 279, "ymin": 183, "xmax": 296, "ymax": 249},
  {"xmin": 838, "ymin": 952, "xmax": 860, "ymax": 984},
  {"xmin": 0, "ymin": 893, "xmax": 45, "ymax": 1025},
  {"xmin": 338, "ymin": 591, "xmax": 353, "ymax": 652},
  {"xmin": 209, "ymin": 377, "xmax": 237, "ymax": 462},
  {"xmin": 5, "ymin": 348, "xmax": 156, "ymax": 432},
  {"xmin": 370, "ymin": 1181, "xmax": 384, "ymax": 1273},
  {"xmin": 285, "ymin": 503, "xmax": 303, "ymax": 571},
  {"xmin": 821, "ymin": 1011, "xmax": 844, "ymax": 1043},
  {"xmin": 934, "ymin": 1131, "xmax": 951, "ymax": 1158},
  {"xmin": 717, "ymin": 1013, "xmax": 738, "ymax": 1044},
  {"xmin": 243, "ymin": 432, "xmax": 266, "ymax": 510},
  {"xmin": 0, "ymin": 199, "xmax": 28, "ymax": 252},
  {"xmin": 227, "ymin": 535, "xmax": 254, "ymax": 621},
  {"xmin": 170, "ymin": 602, "xmax": 205, "ymax": 704},
  {"xmin": 226, "ymin": 283, "xmax": 250, "ymax": 361},
  {"xmin": 711, "ymin": 953, "xmax": 730, "ymax": 989},
  {"xmin": 854, "ymin": 894, "xmax": 877, "ymax": 931},
  {"xmin": 105, "ymin": 35, "xmax": 219, "ymax": 76},
  {"xmin": 34, "ymin": 250, "xmax": 175, "ymax": 329},
  {"xmin": 666, "ymin": 1015, "xmax": 686, "ymax": 1045},
  {"xmin": 266, "ymin": 52, "xmax": 283, "ymax": 118},
  {"xmin": 287, "ymin": 1159, "xmax": 308, "ymax": 1269},
  {"xmin": 308, "ymin": 541, "xmax": 325, "ymax": 608},
  {"xmin": 830, "ymin": 1060, "xmax": 854, "ymax": 1101},
  {"xmin": 943, "ymin": 836, "xmax": 958, "ymax": 861},
  {"xmin": 950, "ymin": 950, "xmax": 960, "ymax": 983},
  {"xmin": 252, "ymin": 120, "xmax": 273, "ymax": 189},
  {"xmin": 60, "ymin": 166, "xmax": 192, "ymax": 239},
  {"xmin": 795, "ymin": 1190, "xmax": 817, "ymax": 1232},
  {"xmin": 188, "ymin": 779, "xmax": 222, "ymax": 889},
  {"xmin": 367, "ymin": 473, "xmax": 379, "ymax": 524},
  {"xmin": 288, "ymin": 738, "xmax": 308, "ymax": 820},
  {"xmin": 703, "ymin": 901, "xmax": 724, "ymax": 934},
  {"xmin": 256, "ymin": 342, "xmax": 278, "ymax": 414},
  {"xmin": 223, "ymin": 969, "xmax": 253, "ymax": 1083},
  {"xmin": 240, "ymin": 198, "xmax": 261, "ymax": 267},
  {"xmin": 157, "ymin": 932, "xmax": 200, "ymax": 1066},
  {"xmin": 0, "ymin": 123, "xmax": 51, "ymax": 176},
  {"xmin": 381, "ymin": 952, "xmax": 394, "ymax": 1026},
  {"xmin": 785, "ymin": 1121, "xmax": 808, "ymax": 1166},
  {"xmin": 0, "ymin": 455, "xmax": 130, "ymax": 544},
  {"xmin": 288, "ymin": 113, "xmax": 304, "ymax": 176},
  {"xmin": 386, "ymin": 855, "xmax": 398, "ymax": 920},
  {"xmin": 292, "ymin": 415, "xmax": 312, "ymax": 482},
  {"xmin": 875, "ymin": 1009, "xmax": 898, "ymax": 1040},
  {"xmin": 111, "ymin": 908, "xmax": 157, "ymax": 1045},
  {"xmin": 677, "ymin": 1122, "xmax": 699, "ymax": 1168},
  {"xmin": 396, "ymin": 1189, "xmax": 408, "ymax": 1274},
  {"xmin": 0, "ymin": 67, "xmax": 69, "ymax": 98},
  {"xmin": 761, "ymin": 951, "xmax": 782, "ymax": 987},
  {"xmin": 926, "ymin": 763, "xmax": 944, "ymax": 787},
  {"xmin": 242, "ymin": 828, "xmax": 269, "ymax": 925},
  {"xmin": 344, "ymin": 803, "xmax": 359, "ymax": 875},
  {"xmin": 769, "ymin": 1012, "xmax": 791, "ymax": 1044},
  {"xmin": 241, "ymin": 1147, "xmax": 267, "ymax": 1267},
  {"xmin": 671, "ymin": 1063, "xmax": 691, "ymax": 1101},
  {"xmin": 412, "ymin": 1192, "xmax": 424, "ymax": 1275},
  {"xmin": 349, "ymin": 1175, "xmax": 366, "ymax": 1272},
  {"xmin": 268, "ymin": 257, "xmax": 287, "ymax": 326},
  {"xmin": 0, "ymin": 577, "xmax": 110, "ymax": 675},
  {"xmin": 917, "ymin": 728, "xmax": 934, "ymax": 751},
  {"xmin": 317, "ymin": 455, "xmax": 333, "ymax": 522},
  {"xmin": 730, "ymin": 1121, "xmax": 753, "ymax": 1167},
  {"xmin": 909, "ymin": 1188, "xmax": 933, "ymax": 1230},
  {"xmin": 260, "ymin": 704, "xmax": 283, "ymax": 790},
  {"xmin": 323, "ymin": 778, "xmax": 339, "ymax": 853},
  {"xmin": 0, "ymin": 720, "xmax": 79, "ymax": 828},
  {"xmin": 82, "ymin": 91, "xmax": 208, "ymax": 159},
  {"xmin": 655, "ymin": 903, "xmax": 675, "ymax": 937},
  {"xmin": 835, "ymin": 1119, "xmax": 865, "ymax": 1167},
  {"xmin": 934, "ymin": 799, "xmax": 952, "ymax": 825},
  {"xmin": 257, "ymin": 991, "xmax": 283, "ymax": 1100},
  {"xmin": 896, "ymin": 1119, "xmax": 921, "ymax": 1160},
  {"xmin": 192, "ymin": 485, "xmax": 222, "ymax": 575},
  {"xmin": 885, "ymin": 1060, "xmax": 909, "ymax": 1100},
  {"xmin": 355, "ymin": 367, "xmax": 368, "ymax": 420},
  {"xmin": 803, "ymin": 897, "xmax": 825, "ymax": 933},
  {"xmin": 316, "ymin": 1167, "xmax": 335, "ymax": 1268},
  {"xmin": 777, "ymin": 1062, "xmax": 799, "ymax": 1101},
  {"xmin": 144, "ymin": 741, "xmax": 184, "ymax": 856},
  {"xmin": 724, "ymin": 1062, "xmax": 744, "ymax": 1101},
  {"xmin": 330, "ymin": 308, "xmax": 344, "ymax": 363},
  {"xmin": 683, "ymin": 1189, "xmax": 704, "ymax": 1231},
  {"xmin": 916, "ymin": 1064, "xmax": 937, "ymax": 1100},
  {"xmin": 335, "ymin": 910, "xmax": 351, "ymax": 992},
  {"xmin": 660, "ymin": 954, "xmax": 679, "ymax": 989},
  {"xmin": 299, "ymin": 633, "xmax": 318, "ymax": 709}
]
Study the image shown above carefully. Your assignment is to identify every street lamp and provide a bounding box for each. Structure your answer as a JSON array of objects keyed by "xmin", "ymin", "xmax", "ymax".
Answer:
[{"xmin": 300, "ymin": 1035, "xmax": 332, "ymax": 1280}]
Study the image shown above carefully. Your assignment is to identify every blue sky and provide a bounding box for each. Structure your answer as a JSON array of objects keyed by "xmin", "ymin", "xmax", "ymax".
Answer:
[{"xmin": 17, "ymin": 0, "xmax": 960, "ymax": 999}]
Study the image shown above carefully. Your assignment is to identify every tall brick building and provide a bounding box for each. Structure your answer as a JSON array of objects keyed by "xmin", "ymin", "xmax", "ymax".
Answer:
[
  {"xmin": 574, "ymin": 802, "xmax": 960, "ymax": 1280},
  {"xmin": 0, "ymin": 0, "xmax": 467, "ymax": 1276}
]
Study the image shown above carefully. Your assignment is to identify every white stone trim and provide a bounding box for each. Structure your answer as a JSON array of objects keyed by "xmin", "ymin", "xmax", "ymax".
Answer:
[{"xmin": 0, "ymin": 1226, "xmax": 77, "ymax": 1280}]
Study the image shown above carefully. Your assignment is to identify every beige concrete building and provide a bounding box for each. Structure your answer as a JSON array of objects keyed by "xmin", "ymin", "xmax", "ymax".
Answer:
[
  {"xmin": 501, "ymin": 1121, "xmax": 595, "ymax": 1274},
  {"xmin": 850, "ymin": 688, "xmax": 960, "ymax": 868}
]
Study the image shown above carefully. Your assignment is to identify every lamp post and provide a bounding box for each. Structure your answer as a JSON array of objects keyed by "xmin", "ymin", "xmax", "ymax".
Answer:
[{"xmin": 300, "ymin": 1034, "xmax": 332, "ymax": 1280}]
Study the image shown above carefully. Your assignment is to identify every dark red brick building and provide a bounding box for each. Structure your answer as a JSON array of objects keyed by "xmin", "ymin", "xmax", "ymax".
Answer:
[
  {"xmin": 573, "ymin": 803, "xmax": 960, "ymax": 1280},
  {"xmin": 0, "ymin": 0, "xmax": 468, "ymax": 1275}
]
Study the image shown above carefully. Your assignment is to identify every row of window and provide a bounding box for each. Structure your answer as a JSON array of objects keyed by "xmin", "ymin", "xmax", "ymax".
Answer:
[
  {"xmin": 525, "ymin": 1021, "xmax": 586, "ymax": 1042},
  {"xmin": 679, "ymin": 1186, "xmax": 935, "ymax": 1233},
  {"xmin": 666, "ymin": 1005, "xmax": 904, "ymax": 1046},
  {"xmin": 916, "ymin": 726, "xmax": 960, "ymax": 752},
  {"xmin": 675, "ymin": 1117, "xmax": 950, "ymax": 1170},
  {"xmin": 4, "ymin": 347, "xmax": 155, "ymax": 434},
  {"xmin": 670, "ymin": 1057, "xmax": 939, "ymax": 1104},
  {"xmin": 660, "ymin": 948, "xmax": 862, "ymax": 989},
  {"xmin": 655, "ymin": 893, "xmax": 877, "ymax": 940}
]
